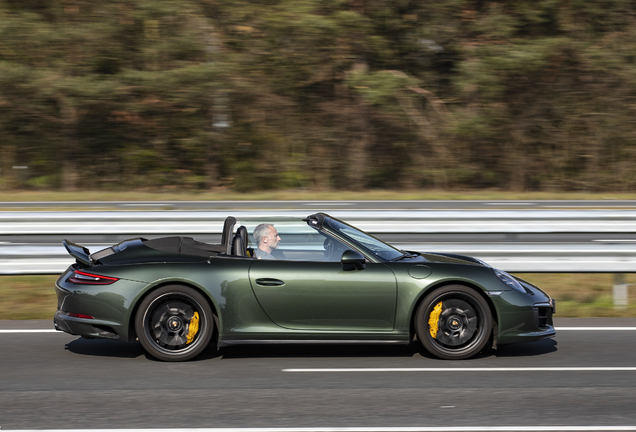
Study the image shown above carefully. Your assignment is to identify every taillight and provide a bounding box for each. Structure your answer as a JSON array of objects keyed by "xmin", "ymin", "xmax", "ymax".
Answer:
[
  {"xmin": 69, "ymin": 270, "xmax": 119, "ymax": 285},
  {"xmin": 68, "ymin": 313, "xmax": 95, "ymax": 319}
]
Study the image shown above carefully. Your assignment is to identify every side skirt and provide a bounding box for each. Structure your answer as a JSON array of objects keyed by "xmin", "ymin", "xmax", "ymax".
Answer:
[{"xmin": 218, "ymin": 339, "xmax": 411, "ymax": 348}]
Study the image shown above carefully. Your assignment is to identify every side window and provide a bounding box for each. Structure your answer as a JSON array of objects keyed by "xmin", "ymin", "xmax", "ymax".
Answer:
[
  {"xmin": 244, "ymin": 220, "xmax": 353, "ymax": 262},
  {"xmin": 278, "ymin": 231, "xmax": 349, "ymax": 262},
  {"xmin": 246, "ymin": 221, "xmax": 350, "ymax": 262}
]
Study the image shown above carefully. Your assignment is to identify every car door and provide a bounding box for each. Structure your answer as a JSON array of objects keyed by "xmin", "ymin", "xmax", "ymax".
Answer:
[{"xmin": 248, "ymin": 259, "xmax": 397, "ymax": 331}]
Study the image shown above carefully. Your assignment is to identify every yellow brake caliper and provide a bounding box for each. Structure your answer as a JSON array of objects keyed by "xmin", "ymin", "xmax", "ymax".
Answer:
[
  {"xmin": 428, "ymin": 302, "xmax": 443, "ymax": 339},
  {"xmin": 186, "ymin": 312, "xmax": 200, "ymax": 344}
]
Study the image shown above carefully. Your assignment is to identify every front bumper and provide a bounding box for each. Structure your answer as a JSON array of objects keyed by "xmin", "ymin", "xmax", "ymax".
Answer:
[{"xmin": 493, "ymin": 284, "xmax": 557, "ymax": 345}]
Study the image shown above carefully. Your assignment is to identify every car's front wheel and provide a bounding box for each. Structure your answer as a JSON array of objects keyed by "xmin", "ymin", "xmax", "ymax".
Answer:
[
  {"xmin": 415, "ymin": 285, "xmax": 492, "ymax": 360},
  {"xmin": 135, "ymin": 285, "xmax": 214, "ymax": 361}
]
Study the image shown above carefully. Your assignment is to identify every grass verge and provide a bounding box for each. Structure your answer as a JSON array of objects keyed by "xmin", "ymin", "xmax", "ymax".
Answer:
[
  {"xmin": 1, "ymin": 275, "xmax": 59, "ymax": 320},
  {"xmin": 3, "ymin": 273, "xmax": 636, "ymax": 320},
  {"xmin": 1, "ymin": 189, "xmax": 635, "ymax": 203}
]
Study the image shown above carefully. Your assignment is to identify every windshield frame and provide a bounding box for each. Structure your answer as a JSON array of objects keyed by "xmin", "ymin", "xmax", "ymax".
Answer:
[{"xmin": 322, "ymin": 215, "xmax": 405, "ymax": 263}]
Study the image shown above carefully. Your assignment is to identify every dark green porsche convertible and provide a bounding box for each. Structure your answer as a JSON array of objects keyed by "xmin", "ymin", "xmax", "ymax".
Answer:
[{"xmin": 54, "ymin": 213, "xmax": 555, "ymax": 361}]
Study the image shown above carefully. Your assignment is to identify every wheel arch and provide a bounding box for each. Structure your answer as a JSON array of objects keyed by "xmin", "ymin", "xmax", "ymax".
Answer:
[
  {"xmin": 409, "ymin": 279, "xmax": 499, "ymax": 342},
  {"xmin": 127, "ymin": 280, "xmax": 220, "ymax": 342}
]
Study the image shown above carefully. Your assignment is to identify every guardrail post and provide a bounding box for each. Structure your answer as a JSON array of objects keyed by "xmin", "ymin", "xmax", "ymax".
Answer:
[{"xmin": 613, "ymin": 273, "xmax": 629, "ymax": 310}]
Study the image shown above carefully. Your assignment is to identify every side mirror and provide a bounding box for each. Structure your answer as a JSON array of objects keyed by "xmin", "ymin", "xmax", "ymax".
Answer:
[{"xmin": 341, "ymin": 249, "xmax": 366, "ymax": 270}]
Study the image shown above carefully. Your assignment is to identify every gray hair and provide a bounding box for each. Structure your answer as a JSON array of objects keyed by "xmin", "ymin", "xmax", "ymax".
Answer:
[{"xmin": 253, "ymin": 223, "xmax": 273, "ymax": 247}]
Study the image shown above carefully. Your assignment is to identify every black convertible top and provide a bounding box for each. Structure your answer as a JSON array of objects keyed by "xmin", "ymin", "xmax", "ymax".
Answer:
[{"xmin": 144, "ymin": 236, "xmax": 226, "ymax": 258}]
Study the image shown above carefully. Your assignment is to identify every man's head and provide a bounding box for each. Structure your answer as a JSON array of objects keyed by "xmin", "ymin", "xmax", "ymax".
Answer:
[{"xmin": 253, "ymin": 223, "xmax": 281, "ymax": 253}]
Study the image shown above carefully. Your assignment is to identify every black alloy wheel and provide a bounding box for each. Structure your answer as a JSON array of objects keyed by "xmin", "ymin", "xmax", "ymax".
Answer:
[
  {"xmin": 135, "ymin": 285, "xmax": 213, "ymax": 362},
  {"xmin": 415, "ymin": 285, "xmax": 492, "ymax": 360}
]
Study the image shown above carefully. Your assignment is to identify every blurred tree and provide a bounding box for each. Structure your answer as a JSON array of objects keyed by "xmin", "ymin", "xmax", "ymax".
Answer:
[
  {"xmin": 1, "ymin": 0, "xmax": 636, "ymax": 192},
  {"xmin": 451, "ymin": 0, "xmax": 636, "ymax": 191},
  {"xmin": 0, "ymin": 0, "xmax": 221, "ymax": 190}
]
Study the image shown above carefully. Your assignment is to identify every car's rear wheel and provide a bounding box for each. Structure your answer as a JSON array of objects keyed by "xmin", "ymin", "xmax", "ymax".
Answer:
[
  {"xmin": 135, "ymin": 285, "xmax": 213, "ymax": 362},
  {"xmin": 415, "ymin": 285, "xmax": 492, "ymax": 360}
]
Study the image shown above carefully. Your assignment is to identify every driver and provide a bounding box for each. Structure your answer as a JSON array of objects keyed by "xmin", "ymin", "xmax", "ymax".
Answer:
[{"xmin": 253, "ymin": 223, "xmax": 281, "ymax": 260}]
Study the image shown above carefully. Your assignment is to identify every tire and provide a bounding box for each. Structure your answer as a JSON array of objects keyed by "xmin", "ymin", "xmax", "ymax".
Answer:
[
  {"xmin": 415, "ymin": 285, "xmax": 492, "ymax": 360},
  {"xmin": 135, "ymin": 285, "xmax": 214, "ymax": 362}
]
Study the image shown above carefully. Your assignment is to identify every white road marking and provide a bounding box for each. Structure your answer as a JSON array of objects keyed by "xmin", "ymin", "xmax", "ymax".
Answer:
[
  {"xmin": 555, "ymin": 327, "xmax": 636, "ymax": 331},
  {"xmin": 0, "ymin": 329, "xmax": 58, "ymax": 333},
  {"xmin": 1, "ymin": 327, "xmax": 636, "ymax": 334},
  {"xmin": 283, "ymin": 367, "xmax": 636, "ymax": 373},
  {"xmin": 5, "ymin": 427, "xmax": 636, "ymax": 432}
]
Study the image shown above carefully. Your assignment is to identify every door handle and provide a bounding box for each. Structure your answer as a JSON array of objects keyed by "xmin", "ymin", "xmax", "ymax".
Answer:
[{"xmin": 255, "ymin": 278, "xmax": 285, "ymax": 286}]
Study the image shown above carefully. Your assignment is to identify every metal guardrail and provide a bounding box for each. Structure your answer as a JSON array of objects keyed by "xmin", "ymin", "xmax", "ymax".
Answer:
[
  {"xmin": 2, "ymin": 243, "xmax": 636, "ymax": 274},
  {"xmin": 1, "ymin": 209, "xmax": 636, "ymax": 274},
  {"xmin": 3, "ymin": 209, "xmax": 636, "ymax": 234}
]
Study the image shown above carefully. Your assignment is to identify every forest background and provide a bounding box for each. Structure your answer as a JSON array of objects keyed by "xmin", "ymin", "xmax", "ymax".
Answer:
[{"xmin": 1, "ymin": 0, "xmax": 636, "ymax": 194}]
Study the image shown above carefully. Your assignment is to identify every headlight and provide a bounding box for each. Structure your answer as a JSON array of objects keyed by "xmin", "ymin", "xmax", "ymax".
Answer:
[{"xmin": 493, "ymin": 269, "xmax": 526, "ymax": 293}]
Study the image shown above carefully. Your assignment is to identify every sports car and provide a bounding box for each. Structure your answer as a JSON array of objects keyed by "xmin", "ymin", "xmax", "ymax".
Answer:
[{"xmin": 54, "ymin": 213, "xmax": 555, "ymax": 361}]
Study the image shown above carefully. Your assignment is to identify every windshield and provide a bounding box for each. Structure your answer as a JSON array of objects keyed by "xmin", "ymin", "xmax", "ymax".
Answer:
[{"xmin": 326, "ymin": 217, "xmax": 404, "ymax": 262}]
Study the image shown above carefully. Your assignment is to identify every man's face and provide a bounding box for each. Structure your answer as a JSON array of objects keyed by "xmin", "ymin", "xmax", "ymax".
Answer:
[{"xmin": 267, "ymin": 226, "xmax": 281, "ymax": 250}]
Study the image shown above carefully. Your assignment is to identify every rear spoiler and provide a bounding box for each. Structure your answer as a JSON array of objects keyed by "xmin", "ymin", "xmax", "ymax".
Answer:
[{"xmin": 63, "ymin": 240, "xmax": 92, "ymax": 266}]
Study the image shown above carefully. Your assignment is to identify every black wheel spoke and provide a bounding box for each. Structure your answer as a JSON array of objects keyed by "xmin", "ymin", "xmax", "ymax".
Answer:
[
  {"xmin": 182, "ymin": 305, "xmax": 195, "ymax": 320},
  {"xmin": 456, "ymin": 328, "xmax": 472, "ymax": 344},
  {"xmin": 166, "ymin": 334, "xmax": 179, "ymax": 348},
  {"xmin": 151, "ymin": 307, "xmax": 166, "ymax": 327},
  {"xmin": 466, "ymin": 316, "xmax": 478, "ymax": 333},
  {"xmin": 443, "ymin": 299, "xmax": 462, "ymax": 310},
  {"xmin": 152, "ymin": 321, "xmax": 163, "ymax": 340},
  {"xmin": 158, "ymin": 331, "xmax": 171, "ymax": 345},
  {"xmin": 436, "ymin": 332, "xmax": 450, "ymax": 345},
  {"xmin": 463, "ymin": 307, "xmax": 476, "ymax": 320}
]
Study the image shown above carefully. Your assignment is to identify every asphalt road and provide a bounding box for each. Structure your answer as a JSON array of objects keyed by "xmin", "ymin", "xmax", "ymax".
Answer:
[{"xmin": 2, "ymin": 318, "xmax": 636, "ymax": 430}]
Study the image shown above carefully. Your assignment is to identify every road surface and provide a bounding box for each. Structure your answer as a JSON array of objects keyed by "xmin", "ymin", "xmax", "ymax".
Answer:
[{"xmin": 1, "ymin": 318, "xmax": 635, "ymax": 430}]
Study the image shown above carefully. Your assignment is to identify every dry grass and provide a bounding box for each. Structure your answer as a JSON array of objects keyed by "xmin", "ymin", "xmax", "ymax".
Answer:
[
  {"xmin": 0, "ymin": 275, "xmax": 59, "ymax": 320},
  {"xmin": 0, "ymin": 189, "xmax": 634, "ymax": 204},
  {"xmin": 3, "ymin": 273, "xmax": 636, "ymax": 320},
  {"xmin": 518, "ymin": 273, "xmax": 636, "ymax": 318}
]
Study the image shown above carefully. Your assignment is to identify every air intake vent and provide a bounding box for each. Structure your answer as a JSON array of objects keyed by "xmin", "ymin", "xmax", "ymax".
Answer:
[
  {"xmin": 92, "ymin": 325, "xmax": 119, "ymax": 339},
  {"xmin": 534, "ymin": 305, "xmax": 553, "ymax": 328}
]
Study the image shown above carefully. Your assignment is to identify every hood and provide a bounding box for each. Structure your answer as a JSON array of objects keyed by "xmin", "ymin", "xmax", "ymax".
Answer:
[{"xmin": 417, "ymin": 252, "xmax": 490, "ymax": 267}]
